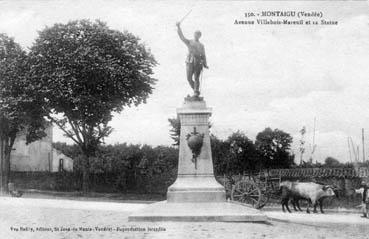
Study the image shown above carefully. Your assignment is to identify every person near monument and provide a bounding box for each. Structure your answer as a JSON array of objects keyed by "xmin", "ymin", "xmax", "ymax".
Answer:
[
  {"xmin": 176, "ymin": 22, "xmax": 208, "ymax": 97},
  {"xmin": 355, "ymin": 181, "xmax": 369, "ymax": 218},
  {"xmin": 361, "ymin": 182, "xmax": 369, "ymax": 218}
]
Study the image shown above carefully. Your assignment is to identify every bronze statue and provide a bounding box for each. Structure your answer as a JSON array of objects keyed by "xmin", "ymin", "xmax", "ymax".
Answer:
[{"xmin": 176, "ymin": 22, "xmax": 208, "ymax": 97}]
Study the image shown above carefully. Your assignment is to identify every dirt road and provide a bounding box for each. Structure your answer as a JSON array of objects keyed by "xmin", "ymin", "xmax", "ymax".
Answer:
[{"xmin": 0, "ymin": 197, "xmax": 368, "ymax": 239}]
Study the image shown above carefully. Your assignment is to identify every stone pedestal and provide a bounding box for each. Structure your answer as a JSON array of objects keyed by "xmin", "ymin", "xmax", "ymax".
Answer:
[
  {"xmin": 128, "ymin": 97, "xmax": 267, "ymax": 222},
  {"xmin": 167, "ymin": 99, "xmax": 225, "ymax": 203}
]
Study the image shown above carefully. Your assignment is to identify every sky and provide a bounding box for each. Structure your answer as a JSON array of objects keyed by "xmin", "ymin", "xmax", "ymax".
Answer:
[{"xmin": 0, "ymin": 0, "xmax": 368, "ymax": 163}]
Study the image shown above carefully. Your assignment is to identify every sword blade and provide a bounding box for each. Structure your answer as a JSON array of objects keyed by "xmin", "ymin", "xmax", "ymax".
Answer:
[{"xmin": 179, "ymin": 9, "xmax": 192, "ymax": 23}]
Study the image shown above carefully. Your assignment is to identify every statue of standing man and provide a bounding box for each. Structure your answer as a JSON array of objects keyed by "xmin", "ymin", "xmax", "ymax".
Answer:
[{"xmin": 176, "ymin": 22, "xmax": 208, "ymax": 97}]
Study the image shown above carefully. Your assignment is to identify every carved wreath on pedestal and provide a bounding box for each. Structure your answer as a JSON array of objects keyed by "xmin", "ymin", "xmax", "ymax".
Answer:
[{"xmin": 186, "ymin": 127, "xmax": 204, "ymax": 169}]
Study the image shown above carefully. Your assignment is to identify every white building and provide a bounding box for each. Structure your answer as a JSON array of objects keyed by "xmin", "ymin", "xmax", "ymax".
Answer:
[{"xmin": 10, "ymin": 126, "xmax": 73, "ymax": 172}]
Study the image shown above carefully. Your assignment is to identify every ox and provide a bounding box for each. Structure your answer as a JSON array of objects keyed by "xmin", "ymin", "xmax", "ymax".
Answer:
[{"xmin": 280, "ymin": 181, "xmax": 336, "ymax": 213}]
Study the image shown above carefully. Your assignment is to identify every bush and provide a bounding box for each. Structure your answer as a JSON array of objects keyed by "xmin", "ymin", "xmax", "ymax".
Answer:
[{"xmin": 53, "ymin": 143, "xmax": 178, "ymax": 193}]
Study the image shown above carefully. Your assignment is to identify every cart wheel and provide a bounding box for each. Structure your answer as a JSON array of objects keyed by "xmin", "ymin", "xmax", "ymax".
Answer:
[
  {"xmin": 231, "ymin": 180, "xmax": 262, "ymax": 208},
  {"xmin": 257, "ymin": 189, "xmax": 270, "ymax": 209}
]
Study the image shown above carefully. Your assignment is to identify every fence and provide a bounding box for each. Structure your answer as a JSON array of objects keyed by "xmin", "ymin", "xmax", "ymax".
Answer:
[
  {"xmin": 10, "ymin": 171, "xmax": 176, "ymax": 194},
  {"xmin": 266, "ymin": 167, "xmax": 369, "ymax": 179}
]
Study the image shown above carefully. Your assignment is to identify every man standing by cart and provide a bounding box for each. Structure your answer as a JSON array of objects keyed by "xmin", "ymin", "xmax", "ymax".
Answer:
[{"xmin": 355, "ymin": 181, "xmax": 369, "ymax": 218}]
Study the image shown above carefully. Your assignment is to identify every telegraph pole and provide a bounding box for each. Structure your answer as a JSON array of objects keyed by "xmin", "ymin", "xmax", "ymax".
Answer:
[
  {"xmin": 348, "ymin": 137, "xmax": 352, "ymax": 163},
  {"xmin": 362, "ymin": 128, "xmax": 365, "ymax": 163}
]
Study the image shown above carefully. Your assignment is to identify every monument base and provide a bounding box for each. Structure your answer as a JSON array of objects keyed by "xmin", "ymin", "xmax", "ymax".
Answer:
[
  {"xmin": 128, "ymin": 201, "xmax": 268, "ymax": 222},
  {"xmin": 167, "ymin": 175, "xmax": 226, "ymax": 202}
]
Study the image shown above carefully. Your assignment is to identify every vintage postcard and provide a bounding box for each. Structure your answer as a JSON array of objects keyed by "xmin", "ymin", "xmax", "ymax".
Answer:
[{"xmin": 0, "ymin": 0, "xmax": 368, "ymax": 238}]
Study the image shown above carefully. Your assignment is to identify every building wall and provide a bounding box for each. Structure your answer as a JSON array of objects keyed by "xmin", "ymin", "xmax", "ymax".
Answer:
[
  {"xmin": 52, "ymin": 149, "xmax": 73, "ymax": 172},
  {"xmin": 10, "ymin": 126, "xmax": 73, "ymax": 172},
  {"xmin": 11, "ymin": 127, "xmax": 53, "ymax": 172}
]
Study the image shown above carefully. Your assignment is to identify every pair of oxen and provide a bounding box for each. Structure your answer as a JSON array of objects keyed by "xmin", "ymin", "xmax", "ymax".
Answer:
[{"xmin": 280, "ymin": 181, "xmax": 339, "ymax": 213}]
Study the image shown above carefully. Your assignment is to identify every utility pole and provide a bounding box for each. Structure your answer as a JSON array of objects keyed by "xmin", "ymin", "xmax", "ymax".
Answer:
[
  {"xmin": 357, "ymin": 146, "xmax": 360, "ymax": 163},
  {"xmin": 362, "ymin": 128, "xmax": 365, "ymax": 163},
  {"xmin": 348, "ymin": 137, "xmax": 352, "ymax": 163},
  {"xmin": 312, "ymin": 118, "xmax": 316, "ymax": 149},
  {"xmin": 299, "ymin": 126, "xmax": 306, "ymax": 165},
  {"xmin": 350, "ymin": 137, "xmax": 358, "ymax": 162},
  {"xmin": 309, "ymin": 118, "xmax": 317, "ymax": 164}
]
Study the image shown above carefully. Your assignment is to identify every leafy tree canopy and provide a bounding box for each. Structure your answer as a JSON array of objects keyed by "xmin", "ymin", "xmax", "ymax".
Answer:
[
  {"xmin": 0, "ymin": 33, "xmax": 46, "ymax": 192},
  {"xmin": 168, "ymin": 117, "xmax": 181, "ymax": 146},
  {"xmin": 324, "ymin": 157, "xmax": 342, "ymax": 167},
  {"xmin": 226, "ymin": 131, "xmax": 259, "ymax": 172},
  {"xmin": 28, "ymin": 19, "xmax": 157, "ymax": 151},
  {"xmin": 255, "ymin": 127, "xmax": 294, "ymax": 168},
  {"xmin": 211, "ymin": 135, "xmax": 229, "ymax": 175},
  {"xmin": 168, "ymin": 116, "xmax": 211, "ymax": 146},
  {"xmin": 28, "ymin": 19, "xmax": 157, "ymax": 192},
  {"xmin": 0, "ymin": 33, "xmax": 46, "ymax": 143},
  {"xmin": 212, "ymin": 131, "xmax": 261, "ymax": 175}
]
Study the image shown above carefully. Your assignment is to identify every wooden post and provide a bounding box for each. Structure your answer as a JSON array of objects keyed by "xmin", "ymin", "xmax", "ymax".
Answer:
[
  {"xmin": 362, "ymin": 128, "xmax": 365, "ymax": 163},
  {"xmin": 348, "ymin": 137, "xmax": 352, "ymax": 163},
  {"xmin": 350, "ymin": 137, "xmax": 357, "ymax": 162}
]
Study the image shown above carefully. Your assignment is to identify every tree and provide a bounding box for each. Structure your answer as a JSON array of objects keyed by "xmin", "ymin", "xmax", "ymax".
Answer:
[
  {"xmin": 28, "ymin": 20, "xmax": 157, "ymax": 192},
  {"xmin": 168, "ymin": 117, "xmax": 181, "ymax": 146},
  {"xmin": 136, "ymin": 145, "xmax": 178, "ymax": 193},
  {"xmin": 53, "ymin": 142, "xmax": 81, "ymax": 159},
  {"xmin": 0, "ymin": 34, "xmax": 46, "ymax": 193},
  {"xmin": 51, "ymin": 142, "xmax": 178, "ymax": 193},
  {"xmin": 168, "ymin": 116, "xmax": 211, "ymax": 146},
  {"xmin": 212, "ymin": 131, "xmax": 260, "ymax": 176},
  {"xmin": 211, "ymin": 135, "xmax": 230, "ymax": 175},
  {"xmin": 225, "ymin": 131, "xmax": 259, "ymax": 174},
  {"xmin": 323, "ymin": 157, "xmax": 342, "ymax": 167},
  {"xmin": 255, "ymin": 127, "xmax": 295, "ymax": 169}
]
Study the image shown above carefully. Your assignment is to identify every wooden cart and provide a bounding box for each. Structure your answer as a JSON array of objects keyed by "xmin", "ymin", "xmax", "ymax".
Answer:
[{"xmin": 221, "ymin": 171, "xmax": 281, "ymax": 209}]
